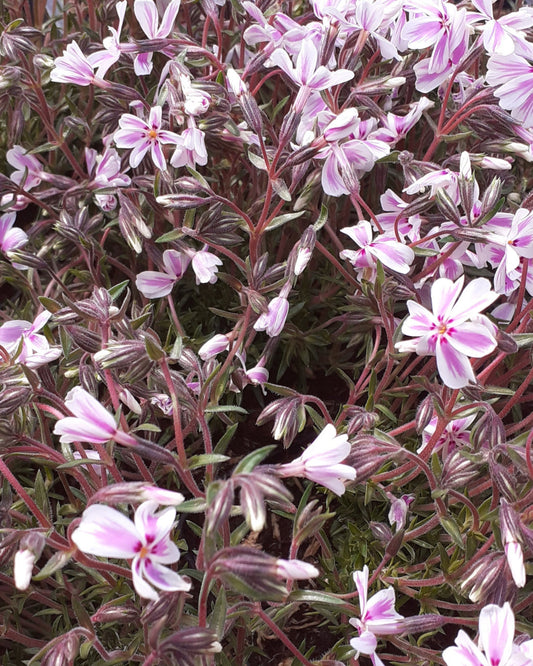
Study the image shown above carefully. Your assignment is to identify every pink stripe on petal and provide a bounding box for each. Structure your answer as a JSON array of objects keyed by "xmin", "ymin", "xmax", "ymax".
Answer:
[
  {"xmin": 53, "ymin": 416, "xmax": 115, "ymax": 443},
  {"xmin": 436, "ymin": 337, "xmax": 475, "ymax": 389},
  {"xmin": 129, "ymin": 140, "xmax": 151, "ymax": 168},
  {"xmin": 431, "ymin": 276, "xmax": 464, "ymax": 321},
  {"xmin": 369, "ymin": 241, "xmax": 414, "ymax": 274},
  {"xmin": 136, "ymin": 271, "xmax": 175, "ymax": 298},
  {"xmin": 448, "ymin": 322, "xmax": 497, "ymax": 358},
  {"xmin": 134, "ymin": 0, "xmax": 159, "ymax": 37},
  {"xmin": 132, "ymin": 557, "xmax": 159, "ymax": 600},
  {"xmin": 64, "ymin": 387, "xmax": 117, "ymax": 430},
  {"xmin": 402, "ymin": 301, "xmax": 435, "ymax": 336},
  {"xmin": 449, "ymin": 277, "xmax": 498, "ymax": 323},
  {"xmin": 365, "ymin": 588, "xmax": 402, "ymax": 623},
  {"xmin": 143, "ymin": 559, "xmax": 191, "ymax": 591},
  {"xmin": 479, "ymin": 603, "xmax": 514, "ymax": 666},
  {"xmin": 72, "ymin": 505, "xmax": 141, "ymax": 558},
  {"xmin": 352, "ymin": 566, "xmax": 369, "ymax": 615},
  {"xmin": 151, "ymin": 141, "xmax": 167, "ymax": 171}
]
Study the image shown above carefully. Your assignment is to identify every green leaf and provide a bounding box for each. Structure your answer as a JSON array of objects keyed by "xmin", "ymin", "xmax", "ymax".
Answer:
[
  {"xmin": 439, "ymin": 516, "xmax": 464, "ymax": 550},
  {"xmin": 214, "ymin": 423, "xmax": 238, "ymax": 455},
  {"xmin": 209, "ymin": 586, "xmax": 227, "ymax": 639},
  {"xmin": 265, "ymin": 210, "xmax": 304, "ymax": 232},
  {"xmin": 108, "ymin": 280, "xmax": 129, "ymax": 301},
  {"xmin": 313, "ymin": 203, "xmax": 328, "ymax": 231},
  {"xmin": 155, "ymin": 228, "xmax": 184, "ymax": 243},
  {"xmin": 233, "ymin": 445, "xmax": 276, "ymax": 474},
  {"xmin": 287, "ymin": 590, "xmax": 344, "ymax": 605},
  {"xmin": 204, "ymin": 405, "xmax": 248, "ymax": 415},
  {"xmin": 188, "ymin": 454, "xmax": 230, "ymax": 469},
  {"xmin": 271, "ymin": 178, "xmax": 291, "ymax": 202},
  {"xmin": 38, "ymin": 296, "xmax": 62, "ymax": 313},
  {"xmin": 248, "ymin": 150, "xmax": 268, "ymax": 171},
  {"xmin": 175, "ymin": 498, "xmax": 207, "ymax": 513}
]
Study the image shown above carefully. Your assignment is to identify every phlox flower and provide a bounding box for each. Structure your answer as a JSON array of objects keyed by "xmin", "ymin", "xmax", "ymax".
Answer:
[
  {"xmin": 53, "ymin": 386, "xmax": 137, "ymax": 447},
  {"xmin": 276, "ymin": 424, "xmax": 356, "ymax": 495},
  {"xmin": 442, "ymin": 602, "xmax": 533, "ymax": 666},
  {"xmin": 402, "ymin": 0, "xmax": 469, "ymax": 77},
  {"xmin": 88, "ymin": 0, "xmax": 128, "ymax": 78},
  {"xmin": 198, "ymin": 334, "xmax": 230, "ymax": 360},
  {"xmin": 133, "ymin": 0, "xmax": 181, "ymax": 75},
  {"xmin": 0, "ymin": 311, "xmax": 53, "ymax": 364},
  {"xmin": 350, "ymin": 565, "xmax": 404, "ymax": 666},
  {"xmin": 340, "ymin": 220, "xmax": 414, "ymax": 275},
  {"xmin": 170, "ymin": 126, "xmax": 208, "ymax": 169},
  {"xmin": 0, "ymin": 212, "xmax": 28, "ymax": 255},
  {"xmin": 471, "ymin": 0, "xmax": 533, "ymax": 57},
  {"xmin": 72, "ymin": 501, "xmax": 191, "ymax": 601},
  {"xmin": 396, "ymin": 276, "xmax": 499, "ymax": 389},
  {"xmin": 421, "ymin": 414, "xmax": 475, "ymax": 455},
  {"xmin": 487, "ymin": 53, "xmax": 533, "ymax": 128},
  {"xmin": 7, "ymin": 145, "xmax": 43, "ymax": 191},
  {"xmin": 270, "ymin": 40, "xmax": 354, "ymax": 112},
  {"xmin": 254, "ymin": 296, "xmax": 290, "ymax": 338},
  {"xmin": 114, "ymin": 105, "xmax": 181, "ymax": 170},
  {"xmin": 191, "ymin": 249, "xmax": 222, "ymax": 284},
  {"xmin": 485, "ymin": 208, "xmax": 533, "ymax": 292},
  {"xmin": 136, "ymin": 249, "xmax": 190, "ymax": 298},
  {"xmin": 50, "ymin": 41, "xmax": 98, "ymax": 86},
  {"xmin": 85, "ymin": 145, "xmax": 131, "ymax": 211}
]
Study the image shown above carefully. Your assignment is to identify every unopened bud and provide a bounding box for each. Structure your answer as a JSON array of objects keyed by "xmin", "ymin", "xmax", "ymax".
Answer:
[
  {"xmin": 460, "ymin": 553, "xmax": 507, "ymax": 604},
  {"xmin": 440, "ymin": 450, "xmax": 479, "ymax": 488},
  {"xmin": 88, "ymin": 482, "xmax": 184, "ymax": 507},
  {"xmin": 415, "ymin": 395, "xmax": 435, "ymax": 433},
  {"xmin": 436, "ymin": 188, "xmax": 461, "ymax": 225},
  {"xmin": 91, "ymin": 601, "xmax": 139, "ymax": 624},
  {"xmin": 156, "ymin": 193, "xmax": 215, "ymax": 209}
]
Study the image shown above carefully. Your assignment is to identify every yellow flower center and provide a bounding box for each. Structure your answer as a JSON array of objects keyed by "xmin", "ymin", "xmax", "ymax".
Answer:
[
  {"xmin": 148, "ymin": 129, "xmax": 158, "ymax": 140},
  {"xmin": 139, "ymin": 545, "xmax": 150, "ymax": 559}
]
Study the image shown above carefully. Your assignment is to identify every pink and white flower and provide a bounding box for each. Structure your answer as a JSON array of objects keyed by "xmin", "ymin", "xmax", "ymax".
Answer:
[
  {"xmin": 277, "ymin": 424, "xmax": 356, "ymax": 495},
  {"xmin": 349, "ymin": 565, "xmax": 404, "ymax": 666},
  {"xmin": 133, "ymin": 0, "xmax": 181, "ymax": 75},
  {"xmin": 53, "ymin": 386, "xmax": 137, "ymax": 447},
  {"xmin": 191, "ymin": 249, "xmax": 222, "ymax": 284},
  {"xmin": 254, "ymin": 296, "xmax": 290, "ymax": 338},
  {"xmin": 442, "ymin": 602, "xmax": 533, "ymax": 666},
  {"xmin": 0, "ymin": 311, "xmax": 52, "ymax": 364},
  {"xmin": 72, "ymin": 501, "xmax": 191, "ymax": 600},
  {"xmin": 114, "ymin": 106, "xmax": 181, "ymax": 170},
  {"xmin": 487, "ymin": 53, "xmax": 533, "ymax": 128},
  {"xmin": 340, "ymin": 220, "xmax": 414, "ymax": 275},
  {"xmin": 50, "ymin": 41, "xmax": 98, "ymax": 86},
  {"xmin": 136, "ymin": 249, "xmax": 190, "ymax": 298},
  {"xmin": 420, "ymin": 414, "xmax": 476, "ymax": 454},
  {"xmin": 0, "ymin": 213, "xmax": 28, "ymax": 255},
  {"xmin": 396, "ymin": 276, "xmax": 499, "ymax": 389}
]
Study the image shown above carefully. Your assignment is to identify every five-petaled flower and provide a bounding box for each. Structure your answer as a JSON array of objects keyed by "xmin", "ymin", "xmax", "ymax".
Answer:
[
  {"xmin": 396, "ymin": 276, "xmax": 499, "ymax": 389},
  {"xmin": 72, "ymin": 501, "xmax": 191, "ymax": 600},
  {"xmin": 114, "ymin": 105, "xmax": 181, "ymax": 170}
]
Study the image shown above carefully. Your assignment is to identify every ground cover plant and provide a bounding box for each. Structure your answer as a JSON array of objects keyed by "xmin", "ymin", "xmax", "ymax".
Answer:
[{"xmin": 2, "ymin": 0, "xmax": 533, "ymax": 663}]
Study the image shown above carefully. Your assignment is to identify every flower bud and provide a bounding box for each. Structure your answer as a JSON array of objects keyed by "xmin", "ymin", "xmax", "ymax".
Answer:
[
  {"xmin": 460, "ymin": 553, "xmax": 507, "ymax": 604},
  {"xmin": 158, "ymin": 628, "xmax": 222, "ymax": 661},
  {"xmin": 198, "ymin": 333, "xmax": 230, "ymax": 360},
  {"xmin": 440, "ymin": 450, "xmax": 479, "ymax": 488},
  {"xmin": 91, "ymin": 601, "xmax": 140, "ymax": 624},
  {"xmin": 88, "ymin": 482, "xmax": 184, "ymax": 507}
]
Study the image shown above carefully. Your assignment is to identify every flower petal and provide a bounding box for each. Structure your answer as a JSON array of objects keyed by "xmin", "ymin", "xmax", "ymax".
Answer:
[{"xmin": 72, "ymin": 505, "xmax": 141, "ymax": 558}]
